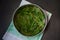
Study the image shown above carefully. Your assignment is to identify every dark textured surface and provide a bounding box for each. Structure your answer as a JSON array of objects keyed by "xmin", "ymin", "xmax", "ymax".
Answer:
[{"xmin": 0, "ymin": 0, "xmax": 60, "ymax": 40}]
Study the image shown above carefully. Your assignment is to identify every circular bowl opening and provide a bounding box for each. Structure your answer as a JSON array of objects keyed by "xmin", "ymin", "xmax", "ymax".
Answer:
[{"xmin": 13, "ymin": 4, "xmax": 47, "ymax": 36}]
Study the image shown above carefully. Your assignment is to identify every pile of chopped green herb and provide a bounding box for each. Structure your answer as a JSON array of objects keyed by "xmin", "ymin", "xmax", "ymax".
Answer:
[{"xmin": 13, "ymin": 5, "xmax": 45, "ymax": 36}]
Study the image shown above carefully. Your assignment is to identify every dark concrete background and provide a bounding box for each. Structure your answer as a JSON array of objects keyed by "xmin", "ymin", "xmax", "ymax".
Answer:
[{"xmin": 0, "ymin": 0, "xmax": 60, "ymax": 40}]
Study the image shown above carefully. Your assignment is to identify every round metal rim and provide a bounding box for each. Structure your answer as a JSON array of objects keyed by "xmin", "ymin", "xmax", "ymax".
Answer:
[{"xmin": 12, "ymin": 4, "xmax": 48, "ymax": 36}]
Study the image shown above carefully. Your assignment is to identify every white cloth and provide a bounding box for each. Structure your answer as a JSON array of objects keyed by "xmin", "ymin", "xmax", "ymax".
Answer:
[{"xmin": 2, "ymin": 0, "xmax": 52, "ymax": 40}]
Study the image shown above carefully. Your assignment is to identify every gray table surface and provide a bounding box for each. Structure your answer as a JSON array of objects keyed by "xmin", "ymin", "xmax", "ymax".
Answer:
[{"xmin": 0, "ymin": 0, "xmax": 60, "ymax": 40}]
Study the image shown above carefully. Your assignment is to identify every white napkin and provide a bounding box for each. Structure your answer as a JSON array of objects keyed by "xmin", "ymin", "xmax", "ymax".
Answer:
[{"xmin": 2, "ymin": 0, "xmax": 52, "ymax": 40}]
